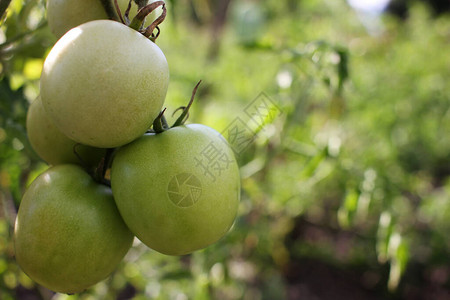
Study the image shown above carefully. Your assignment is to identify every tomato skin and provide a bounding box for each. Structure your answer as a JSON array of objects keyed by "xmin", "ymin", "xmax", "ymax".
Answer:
[
  {"xmin": 14, "ymin": 165, "xmax": 134, "ymax": 293},
  {"xmin": 40, "ymin": 20, "xmax": 169, "ymax": 148},
  {"xmin": 111, "ymin": 124, "xmax": 240, "ymax": 255},
  {"xmin": 47, "ymin": 0, "xmax": 160, "ymax": 39},
  {"xmin": 26, "ymin": 96, "xmax": 105, "ymax": 166},
  {"xmin": 47, "ymin": 0, "xmax": 111, "ymax": 39}
]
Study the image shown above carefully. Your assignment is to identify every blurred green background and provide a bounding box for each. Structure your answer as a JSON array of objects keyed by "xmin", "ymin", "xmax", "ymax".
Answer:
[{"xmin": 1, "ymin": 0, "xmax": 449, "ymax": 299}]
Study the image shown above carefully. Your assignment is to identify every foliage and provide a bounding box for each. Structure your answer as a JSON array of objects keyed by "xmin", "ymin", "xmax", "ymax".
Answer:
[{"xmin": 1, "ymin": 0, "xmax": 449, "ymax": 299}]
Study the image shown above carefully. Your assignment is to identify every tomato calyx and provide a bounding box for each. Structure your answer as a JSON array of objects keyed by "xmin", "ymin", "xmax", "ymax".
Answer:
[
  {"xmin": 171, "ymin": 80, "xmax": 201, "ymax": 127},
  {"xmin": 114, "ymin": 0, "xmax": 166, "ymax": 42},
  {"xmin": 150, "ymin": 80, "xmax": 202, "ymax": 134}
]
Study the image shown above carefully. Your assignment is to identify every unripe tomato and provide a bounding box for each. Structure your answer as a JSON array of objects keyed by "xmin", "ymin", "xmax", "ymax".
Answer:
[
  {"xmin": 47, "ymin": 0, "xmax": 159, "ymax": 39},
  {"xmin": 14, "ymin": 165, "xmax": 134, "ymax": 293},
  {"xmin": 40, "ymin": 20, "xmax": 169, "ymax": 148},
  {"xmin": 26, "ymin": 96, "xmax": 105, "ymax": 166},
  {"xmin": 111, "ymin": 124, "xmax": 240, "ymax": 255},
  {"xmin": 47, "ymin": 0, "xmax": 112, "ymax": 39}
]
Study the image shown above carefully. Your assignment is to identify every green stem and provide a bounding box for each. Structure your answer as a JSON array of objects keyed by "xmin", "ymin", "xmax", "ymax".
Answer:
[
  {"xmin": 172, "ymin": 80, "xmax": 202, "ymax": 127},
  {"xmin": 152, "ymin": 108, "xmax": 167, "ymax": 133},
  {"xmin": 161, "ymin": 114, "xmax": 169, "ymax": 129},
  {"xmin": 99, "ymin": 0, "xmax": 120, "ymax": 20}
]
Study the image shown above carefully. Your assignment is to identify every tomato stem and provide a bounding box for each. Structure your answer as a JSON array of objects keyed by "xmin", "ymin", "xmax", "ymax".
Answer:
[
  {"xmin": 123, "ymin": 0, "xmax": 134, "ymax": 25},
  {"xmin": 99, "ymin": 0, "xmax": 120, "ymax": 21},
  {"xmin": 150, "ymin": 81, "xmax": 201, "ymax": 134},
  {"xmin": 161, "ymin": 114, "xmax": 169, "ymax": 129},
  {"xmin": 152, "ymin": 108, "xmax": 167, "ymax": 133},
  {"xmin": 128, "ymin": 1, "xmax": 166, "ymax": 41},
  {"xmin": 113, "ymin": 0, "xmax": 126, "ymax": 24},
  {"xmin": 143, "ymin": 3, "xmax": 166, "ymax": 40},
  {"xmin": 172, "ymin": 80, "xmax": 202, "ymax": 127},
  {"xmin": 114, "ymin": 0, "xmax": 148, "ymax": 26}
]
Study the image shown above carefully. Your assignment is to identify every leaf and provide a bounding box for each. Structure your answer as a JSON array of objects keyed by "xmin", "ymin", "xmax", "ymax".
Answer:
[
  {"xmin": 376, "ymin": 211, "xmax": 393, "ymax": 264},
  {"xmin": 337, "ymin": 188, "xmax": 359, "ymax": 229},
  {"xmin": 301, "ymin": 147, "xmax": 327, "ymax": 178},
  {"xmin": 387, "ymin": 233, "xmax": 410, "ymax": 291}
]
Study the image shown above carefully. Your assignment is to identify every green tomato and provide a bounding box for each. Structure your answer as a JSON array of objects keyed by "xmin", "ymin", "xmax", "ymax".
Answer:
[
  {"xmin": 47, "ymin": 0, "xmax": 112, "ymax": 39},
  {"xmin": 111, "ymin": 124, "xmax": 240, "ymax": 255},
  {"xmin": 27, "ymin": 96, "xmax": 105, "ymax": 166},
  {"xmin": 14, "ymin": 164, "xmax": 134, "ymax": 294},
  {"xmin": 47, "ymin": 0, "xmax": 161, "ymax": 39},
  {"xmin": 40, "ymin": 19, "xmax": 169, "ymax": 148}
]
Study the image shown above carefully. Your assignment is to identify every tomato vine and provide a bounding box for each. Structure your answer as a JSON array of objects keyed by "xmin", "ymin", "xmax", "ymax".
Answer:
[
  {"xmin": 151, "ymin": 80, "xmax": 202, "ymax": 134},
  {"xmin": 113, "ymin": 0, "xmax": 167, "ymax": 41}
]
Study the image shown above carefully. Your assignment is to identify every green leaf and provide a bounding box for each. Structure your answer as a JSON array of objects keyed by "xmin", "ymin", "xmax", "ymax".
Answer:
[{"xmin": 337, "ymin": 188, "xmax": 359, "ymax": 228}]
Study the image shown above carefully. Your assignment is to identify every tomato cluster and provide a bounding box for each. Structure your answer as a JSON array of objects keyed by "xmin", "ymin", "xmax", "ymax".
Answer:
[{"xmin": 15, "ymin": 0, "xmax": 240, "ymax": 294}]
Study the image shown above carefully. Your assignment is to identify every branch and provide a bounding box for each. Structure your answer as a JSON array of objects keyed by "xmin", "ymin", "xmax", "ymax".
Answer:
[{"xmin": 0, "ymin": 0, "xmax": 12, "ymax": 23}]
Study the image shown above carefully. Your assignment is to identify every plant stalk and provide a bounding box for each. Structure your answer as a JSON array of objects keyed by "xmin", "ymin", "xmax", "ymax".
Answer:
[
  {"xmin": 99, "ymin": 0, "xmax": 120, "ymax": 20},
  {"xmin": 172, "ymin": 80, "xmax": 202, "ymax": 127}
]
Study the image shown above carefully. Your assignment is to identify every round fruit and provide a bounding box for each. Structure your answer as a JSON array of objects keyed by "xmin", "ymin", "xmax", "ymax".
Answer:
[
  {"xmin": 14, "ymin": 165, "xmax": 134, "ymax": 293},
  {"xmin": 47, "ymin": 0, "xmax": 112, "ymax": 39},
  {"xmin": 47, "ymin": 0, "xmax": 160, "ymax": 39},
  {"xmin": 26, "ymin": 96, "xmax": 105, "ymax": 166},
  {"xmin": 111, "ymin": 124, "xmax": 240, "ymax": 255},
  {"xmin": 40, "ymin": 19, "xmax": 169, "ymax": 148}
]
